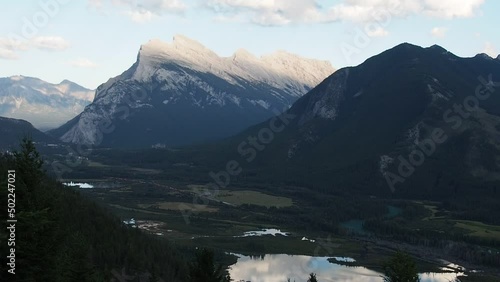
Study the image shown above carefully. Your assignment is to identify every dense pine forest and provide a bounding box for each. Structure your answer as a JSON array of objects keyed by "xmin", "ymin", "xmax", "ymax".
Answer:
[
  {"xmin": 0, "ymin": 139, "xmax": 189, "ymax": 281},
  {"xmin": 0, "ymin": 139, "xmax": 334, "ymax": 282},
  {"xmin": 0, "ymin": 139, "xmax": 496, "ymax": 281}
]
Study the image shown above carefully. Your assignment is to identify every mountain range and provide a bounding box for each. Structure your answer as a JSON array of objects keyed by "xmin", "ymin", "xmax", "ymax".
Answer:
[
  {"xmin": 0, "ymin": 76, "xmax": 94, "ymax": 130},
  {"xmin": 196, "ymin": 44, "xmax": 500, "ymax": 202},
  {"xmin": 51, "ymin": 36, "xmax": 333, "ymax": 147},
  {"xmin": 3, "ymin": 41, "xmax": 500, "ymax": 202},
  {"xmin": 49, "ymin": 35, "xmax": 334, "ymax": 148}
]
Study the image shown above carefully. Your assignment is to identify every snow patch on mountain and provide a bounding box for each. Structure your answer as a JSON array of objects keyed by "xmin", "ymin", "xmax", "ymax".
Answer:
[
  {"xmin": 407, "ymin": 123, "xmax": 422, "ymax": 147},
  {"xmin": 427, "ymin": 84, "xmax": 449, "ymax": 101},
  {"xmin": 288, "ymin": 143, "xmax": 299, "ymax": 159},
  {"xmin": 250, "ymin": 99, "xmax": 271, "ymax": 109},
  {"xmin": 379, "ymin": 155, "xmax": 394, "ymax": 175},
  {"xmin": 135, "ymin": 35, "xmax": 334, "ymax": 95}
]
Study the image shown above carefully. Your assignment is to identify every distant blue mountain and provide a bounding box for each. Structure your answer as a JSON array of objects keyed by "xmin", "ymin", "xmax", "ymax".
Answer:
[{"xmin": 0, "ymin": 76, "xmax": 94, "ymax": 130}]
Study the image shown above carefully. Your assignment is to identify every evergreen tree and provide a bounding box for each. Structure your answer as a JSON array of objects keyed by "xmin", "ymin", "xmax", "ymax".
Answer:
[
  {"xmin": 150, "ymin": 268, "xmax": 160, "ymax": 282},
  {"xmin": 189, "ymin": 249, "xmax": 231, "ymax": 282},
  {"xmin": 1, "ymin": 139, "xmax": 189, "ymax": 281},
  {"xmin": 308, "ymin": 273, "xmax": 318, "ymax": 282},
  {"xmin": 383, "ymin": 251, "xmax": 420, "ymax": 282},
  {"xmin": 12, "ymin": 137, "xmax": 56, "ymax": 280},
  {"xmin": 55, "ymin": 232, "xmax": 96, "ymax": 282},
  {"xmin": 14, "ymin": 137, "xmax": 43, "ymax": 193}
]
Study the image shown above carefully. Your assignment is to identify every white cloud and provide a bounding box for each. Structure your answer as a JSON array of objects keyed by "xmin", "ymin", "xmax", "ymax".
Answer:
[
  {"xmin": 430, "ymin": 27, "xmax": 448, "ymax": 38},
  {"xmin": 323, "ymin": 0, "xmax": 415, "ymax": 23},
  {"xmin": 69, "ymin": 58, "xmax": 99, "ymax": 68},
  {"xmin": 0, "ymin": 38, "xmax": 21, "ymax": 59},
  {"xmin": 335, "ymin": 0, "xmax": 485, "ymax": 20},
  {"xmin": 483, "ymin": 42, "xmax": 498, "ymax": 58},
  {"xmin": 366, "ymin": 26, "xmax": 389, "ymax": 37},
  {"xmin": 423, "ymin": 0, "xmax": 484, "ymax": 19},
  {"xmin": 126, "ymin": 10, "xmax": 154, "ymax": 23},
  {"xmin": 0, "ymin": 48, "xmax": 18, "ymax": 60},
  {"xmin": 203, "ymin": 0, "xmax": 486, "ymax": 26},
  {"xmin": 88, "ymin": 0, "xmax": 104, "ymax": 8},
  {"xmin": 31, "ymin": 36, "xmax": 70, "ymax": 51},
  {"xmin": 205, "ymin": 0, "xmax": 324, "ymax": 26},
  {"xmin": 0, "ymin": 36, "xmax": 69, "ymax": 60},
  {"xmin": 86, "ymin": 0, "xmax": 484, "ymax": 25},
  {"xmin": 90, "ymin": 0, "xmax": 186, "ymax": 21}
]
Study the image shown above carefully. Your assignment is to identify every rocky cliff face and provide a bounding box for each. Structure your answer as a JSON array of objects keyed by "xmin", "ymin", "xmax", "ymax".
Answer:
[{"xmin": 52, "ymin": 35, "xmax": 334, "ymax": 148}]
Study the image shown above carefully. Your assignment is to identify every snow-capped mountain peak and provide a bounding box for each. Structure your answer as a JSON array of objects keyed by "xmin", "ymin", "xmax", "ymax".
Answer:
[
  {"xmin": 172, "ymin": 34, "xmax": 214, "ymax": 52},
  {"xmin": 54, "ymin": 35, "xmax": 335, "ymax": 147},
  {"xmin": 10, "ymin": 75, "xmax": 25, "ymax": 81},
  {"xmin": 232, "ymin": 48, "xmax": 258, "ymax": 62},
  {"xmin": 133, "ymin": 35, "xmax": 334, "ymax": 93},
  {"xmin": 138, "ymin": 35, "xmax": 218, "ymax": 65}
]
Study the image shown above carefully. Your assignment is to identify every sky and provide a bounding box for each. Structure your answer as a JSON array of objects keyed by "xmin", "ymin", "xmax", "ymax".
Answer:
[{"xmin": 0, "ymin": 0, "xmax": 498, "ymax": 89}]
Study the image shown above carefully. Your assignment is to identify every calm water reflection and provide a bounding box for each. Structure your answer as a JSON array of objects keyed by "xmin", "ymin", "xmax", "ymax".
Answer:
[{"xmin": 229, "ymin": 254, "xmax": 463, "ymax": 282}]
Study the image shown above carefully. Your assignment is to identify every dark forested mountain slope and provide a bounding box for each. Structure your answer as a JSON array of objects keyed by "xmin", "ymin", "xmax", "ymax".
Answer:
[
  {"xmin": 0, "ymin": 116, "xmax": 56, "ymax": 150},
  {"xmin": 211, "ymin": 43, "xmax": 500, "ymax": 202},
  {"xmin": 0, "ymin": 140, "xmax": 188, "ymax": 281}
]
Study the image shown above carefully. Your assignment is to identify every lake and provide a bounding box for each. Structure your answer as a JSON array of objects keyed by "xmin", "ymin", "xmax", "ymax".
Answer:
[
  {"xmin": 63, "ymin": 181, "xmax": 94, "ymax": 188},
  {"xmin": 229, "ymin": 254, "xmax": 464, "ymax": 282}
]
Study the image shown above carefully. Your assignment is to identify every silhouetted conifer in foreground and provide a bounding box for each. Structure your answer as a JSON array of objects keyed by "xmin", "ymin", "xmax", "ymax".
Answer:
[{"xmin": 383, "ymin": 251, "xmax": 420, "ymax": 282}]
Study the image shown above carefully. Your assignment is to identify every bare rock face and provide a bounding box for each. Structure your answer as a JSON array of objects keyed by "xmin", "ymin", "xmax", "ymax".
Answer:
[{"xmin": 53, "ymin": 35, "xmax": 334, "ymax": 148}]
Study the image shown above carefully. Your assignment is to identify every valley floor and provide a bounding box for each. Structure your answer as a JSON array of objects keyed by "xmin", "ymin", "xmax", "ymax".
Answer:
[{"xmin": 53, "ymin": 156, "xmax": 500, "ymax": 281}]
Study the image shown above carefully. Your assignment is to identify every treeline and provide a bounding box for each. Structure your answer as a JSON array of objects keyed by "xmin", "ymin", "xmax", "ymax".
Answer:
[
  {"xmin": 364, "ymin": 219, "xmax": 500, "ymax": 267},
  {"xmin": 196, "ymin": 188, "xmax": 388, "ymax": 235},
  {"xmin": 0, "ymin": 139, "xmax": 229, "ymax": 281}
]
